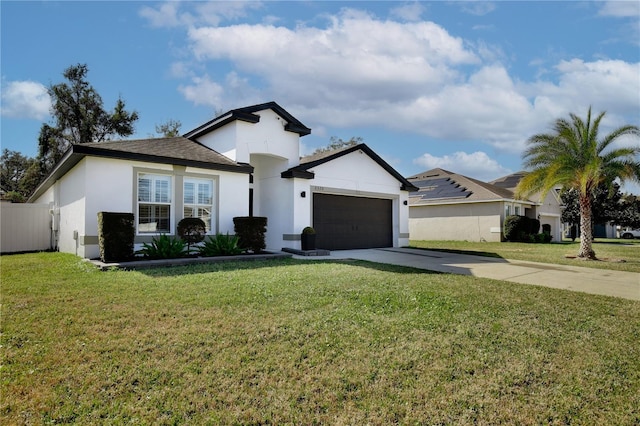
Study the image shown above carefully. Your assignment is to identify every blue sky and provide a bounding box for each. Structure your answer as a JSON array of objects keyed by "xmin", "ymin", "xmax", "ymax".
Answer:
[{"xmin": 2, "ymin": 1, "xmax": 639, "ymax": 190}]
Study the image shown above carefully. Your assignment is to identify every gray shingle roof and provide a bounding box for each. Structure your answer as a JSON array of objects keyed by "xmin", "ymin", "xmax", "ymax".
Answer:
[
  {"xmin": 407, "ymin": 168, "xmax": 527, "ymax": 205},
  {"xmin": 29, "ymin": 137, "xmax": 252, "ymax": 202},
  {"xmin": 76, "ymin": 137, "xmax": 247, "ymax": 171}
]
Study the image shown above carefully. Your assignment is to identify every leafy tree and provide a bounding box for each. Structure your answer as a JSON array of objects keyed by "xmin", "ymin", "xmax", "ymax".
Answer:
[
  {"xmin": 38, "ymin": 63, "xmax": 139, "ymax": 174},
  {"xmin": 155, "ymin": 119, "xmax": 182, "ymax": 137},
  {"xmin": 615, "ymin": 194, "xmax": 640, "ymax": 228},
  {"xmin": 561, "ymin": 183, "xmax": 622, "ymax": 229},
  {"xmin": 0, "ymin": 149, "xmax": 38, "ymax": 200},
  {"xmin": 311, "ymin": 136, "xmax": 362, "ymax": 155},
  {"xmin": 516, "ymin": 107, "xmax": 639, "ymax": 259}
]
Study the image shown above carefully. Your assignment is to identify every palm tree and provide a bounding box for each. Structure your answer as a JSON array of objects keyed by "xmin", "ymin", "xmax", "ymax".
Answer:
[{"xmin": 516, "ymin": 107, "xmax": 639, "ymax": 259}]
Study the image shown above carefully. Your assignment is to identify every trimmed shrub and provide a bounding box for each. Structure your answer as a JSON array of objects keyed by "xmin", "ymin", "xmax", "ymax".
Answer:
[
  {"xmin": 233, "ymin": 216, "xmax": 267, "ymax": 253},
  {"xmin": 138, "ymin": 234, "xmax": 187, "ymax": 259},
  {"xmin": 199, "ymin": 233, "xmax": 243, "ymax": 256},
  {"xmin": 97, "ymin": 212, "xmax": 135, "ymax": 262},
  {"xmin": 504, "ymin": 215, "xmax": 528, "ymax": 242},
  {"xmin": 177, "ymin": 217, "xmax": 207, "ymax": 252},
  {"xmin": 504, "ymin": 215, "xmax": 545, "ymax": 243}
]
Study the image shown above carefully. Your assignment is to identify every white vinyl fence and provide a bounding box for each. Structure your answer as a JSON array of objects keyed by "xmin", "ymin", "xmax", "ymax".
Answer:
[{"xmin": 0, "ymin": 203, "xmax": 52, "ymax": 253}]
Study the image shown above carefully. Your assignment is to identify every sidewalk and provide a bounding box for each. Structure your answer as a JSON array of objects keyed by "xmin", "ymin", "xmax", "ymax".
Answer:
[{"xmin": 291, "ymin": 247, "xmax": 640, "ymax": 301}]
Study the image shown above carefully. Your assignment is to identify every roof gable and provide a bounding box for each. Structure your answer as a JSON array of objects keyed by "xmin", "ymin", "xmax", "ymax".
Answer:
[
  {"xmin": 184, "ymin": 101, "xmax": 311, "ymax": 139},
  {"xmin": 282, "ymin": 143, "xmax": 418, "ymax": 191}
]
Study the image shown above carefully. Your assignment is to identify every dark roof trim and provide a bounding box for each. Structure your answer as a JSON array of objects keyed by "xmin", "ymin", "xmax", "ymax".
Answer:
[
  {"xmin": 28, "ymin": 143, "xmax": 253, "ymax": 202},
  {"xmin": 71, "ymin": 143, "xmax": 253, "ymax": 173},
  {"xmin": 282, "ymin": 143, "xmax": 419, "ymax": 192},
  {"xmin": 280, "ymin": 169, "xmax": 315, "ymax": 179},
  {"xmin": 184, "ymin": 101, "xmax": 311, "ymax": 139}
]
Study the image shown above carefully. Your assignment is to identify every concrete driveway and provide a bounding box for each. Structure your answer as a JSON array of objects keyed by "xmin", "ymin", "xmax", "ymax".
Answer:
[{"xmin": 292, "ymin": 247, "xmax": 640, "ymax": 301}]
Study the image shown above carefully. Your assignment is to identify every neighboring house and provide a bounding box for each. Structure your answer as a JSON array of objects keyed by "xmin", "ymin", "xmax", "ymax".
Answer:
[
  {"xmin": 407, "ymin": 169, "xmax": 562, "ymax": 242},
  {"xmin": 29, "ymin": 102, "xmax": 415, "ymax": 258},
  {"xmin": 489, "ymin": 172, "xmax": 563, "ymax": 241}
]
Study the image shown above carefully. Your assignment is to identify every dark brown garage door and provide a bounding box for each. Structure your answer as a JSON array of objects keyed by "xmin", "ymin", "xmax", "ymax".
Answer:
[{"xmin": 313, "ymin": 193, "xmax": 392, "ymax": 250}]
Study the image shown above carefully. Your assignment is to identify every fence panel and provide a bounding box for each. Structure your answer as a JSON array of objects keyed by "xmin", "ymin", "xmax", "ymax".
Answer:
[{"xmin": 0, "ymin": 203, "xmax": 52, "ymax": 253}]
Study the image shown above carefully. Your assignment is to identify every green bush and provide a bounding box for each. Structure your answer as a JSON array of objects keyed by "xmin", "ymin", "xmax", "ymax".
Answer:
[
  {"xmin": 199, "ymin": 233, "xmax": 243, "ymax": 257},
  {"xmin": 504, "ymin": 215, "xmax": 527, "ymax": 242},
  {"xmin": 177, "ymin": 217, "xmax": 207, "ymax": 252},
  {"xmin": 97, "ymin": 212, "xmax": 135, "ymax": 262},
  {"xmin": 138, "ymin": 234, "xmax": 187, "ymax": 259},
  {"xmin": 504, "ymin": 215, "xmax": 547, "ymax": 243},
  {"xmin": 233, "ymin": 216, "xmax": 267, "ymax": 253}
]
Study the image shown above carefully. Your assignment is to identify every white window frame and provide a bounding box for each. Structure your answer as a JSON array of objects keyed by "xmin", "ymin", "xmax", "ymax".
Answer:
[
  {"xmin": 505, "ymin": 205, "xmax": 511, "ymax": 216},
  {"xmin": 137, "ymin": 173, "xmax": 173, "ymax": 234},
  {"xmin": 183, "ymin": 177, "xmax": 215, "ymax": 234}
]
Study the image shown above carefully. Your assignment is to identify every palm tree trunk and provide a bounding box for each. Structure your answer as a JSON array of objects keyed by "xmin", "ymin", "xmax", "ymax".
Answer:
[{"xmin": 578, "ymin": 194, "xmax": 596, "ymax": 259}]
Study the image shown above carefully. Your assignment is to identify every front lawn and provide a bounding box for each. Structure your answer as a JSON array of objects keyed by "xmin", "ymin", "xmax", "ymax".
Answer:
[
  {"xmin": 410, "ymin": 239, "xmax": 640, "ymax": 273},
  {"xmin": 2, "ymin": 253, "xmax": 639, "ymax": 424}
]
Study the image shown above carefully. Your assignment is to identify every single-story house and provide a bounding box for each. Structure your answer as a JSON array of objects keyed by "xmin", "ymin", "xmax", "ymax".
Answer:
[
  {"xmin": 29, "ymin": 102, "xmax": 416, "ymax": 258},
  {"xmin": 407, "ymin": 168, "xmax": 562, "ymax": 242}
]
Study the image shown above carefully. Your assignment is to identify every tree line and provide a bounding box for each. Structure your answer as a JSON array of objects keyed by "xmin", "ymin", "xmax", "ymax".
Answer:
[{"xmin": 1, "ymin": 64, "xmax": 179, "ymax": 202}]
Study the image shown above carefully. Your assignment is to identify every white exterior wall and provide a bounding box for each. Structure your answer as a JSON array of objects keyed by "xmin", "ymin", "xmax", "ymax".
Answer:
[
  {"xmin": 536, "ymin": 191, "xmax": 562, "ymax": 242},
  {"xmin": 409, "ymin": 202, "xmax": 504, "ymax": 242},
  {"xmin": 55, "ymin": 159, "xmax": 88, "ymax": 256},
  {"xmin": 197, "ymin": 124, "xmax": 238, "ymax": 161},
  {"xmin": 35, "ymin": 156, "xmax": 249, "ymax": 259},
  {"xmin": 215, "ymin": 168, "xmax": 250, "ymax": 235},
  {"xmin": 250, "ymin": 154, "xmax": 293, "ymax": 250},
  {"xmin": 196, "ymin": 110, "xmax": 301, "ymax": 167}
]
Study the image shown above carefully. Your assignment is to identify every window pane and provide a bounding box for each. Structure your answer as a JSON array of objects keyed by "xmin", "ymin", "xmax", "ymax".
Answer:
[
  {"xmin": 138, "ymin": 204, "xmax": 170, "ymax": 233},
  {"xmin": 155, "ymin": 179, "xmax": 170, "ymax": 203},
  {"xmin": 183, "ymin": 207, "xmax": 196, "ymax": 218},
  {"xmin": 197, "ymin": 182, "xmax": 212, "ymax": 205},
  {"xmin": 184, "ymin": 182, "xmax": 195, "ymax": 204},
  {"xmin": 138, "ymin": 177, "xmax": 151, "ymax": 202}
]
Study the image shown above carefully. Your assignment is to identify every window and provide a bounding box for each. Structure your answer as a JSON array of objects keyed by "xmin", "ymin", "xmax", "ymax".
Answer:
[
  {"xmin": 138, "ymin": 173, "xmax": 171, "ymax": 233},
  {"xmin": 514, "ymin": 206, "xmax": 521, "ymax": 216},
  {"xmin": 183, "ymin": 178, "xmax": 214, "ymax": 232},
  {"xmin": 505, "ymin": 205, "xmax": 511, "ymax": 216}
]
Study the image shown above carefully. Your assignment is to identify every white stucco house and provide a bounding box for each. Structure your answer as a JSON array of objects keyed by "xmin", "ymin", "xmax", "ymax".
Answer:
[
  {"xmin": 407, "ymin": 169, "xmax": 562, "ymax": 242},
  {"xmin": 29, "ymin": 102, "xmax": 416, "ymax": 258}
]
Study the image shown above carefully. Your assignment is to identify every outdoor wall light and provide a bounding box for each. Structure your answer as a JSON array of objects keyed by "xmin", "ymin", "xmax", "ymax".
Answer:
[{"xmin": 301, "ymin": 191, "xmax": 306, "ymax": 198}]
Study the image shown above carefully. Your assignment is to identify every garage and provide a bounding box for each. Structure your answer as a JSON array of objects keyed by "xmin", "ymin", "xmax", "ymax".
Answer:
[{"xmin": 313, "ymin": 193, "xmax": 392, "ymax": 250}]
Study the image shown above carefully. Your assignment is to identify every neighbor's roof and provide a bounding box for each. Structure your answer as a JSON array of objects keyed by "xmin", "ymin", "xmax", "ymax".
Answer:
[
  {"xmin": 29, "ymin": 137, "xmax": 252, "ymax": 202},
  {"xmin": 184, "ymin": 101, "xmax": 312, "ymax": 139},
  {"xmin": 281, "ymin": 143, "xmax": 419, "ymax": 192},
  {"xmin": 489, "ymin": 172, "xmax": 528, "ymax": 191},
  {"xmin": 407, "ymin": 168, "xmax": 530, "ymax": 205}
]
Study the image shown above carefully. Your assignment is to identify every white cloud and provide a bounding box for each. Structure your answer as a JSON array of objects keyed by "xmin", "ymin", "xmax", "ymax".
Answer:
[
  {"xmin": 390, "ymin": 2, "xmax": 426, "ymax": 22},
  {"xmin": 459, "ymin": 1, "xmax": 496, "ymax": 16},
  {"xmin": 598, "ymin": 0, "xmax": 640, "ymax": 17},
  {"xmin": 139, "ymin": 2, "xmax": 185, "ymax": 28},
  {"xmin": 413, "ymin": 151, "xmax": 512, "ymax": 181},
  {"xmin": 1, "ymin": 80, "xmax": 50, "ymax": 120},
  {"xmin": 178, "ymin": 75, "xmax": 224, "ymax": 107},
  {"xmin": 158, "ymin": 7, "xmax": 637, "ymax": 162},
  {"xmin": 140, "ymin": 1, "xmax": 263, "ymax": 28},
  {"xmin": 186, "ymin": 10, "xmax": 478, "ymax": 111}
]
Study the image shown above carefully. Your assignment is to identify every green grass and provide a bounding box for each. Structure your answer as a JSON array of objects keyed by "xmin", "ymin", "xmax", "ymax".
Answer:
[
  {"xmin": 2, "ymin": 252, "xmax": 640, "ymax": 424},
  {"xmin": 409, "ymin": 239, "xmax": 640, "ymax": 273}
]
